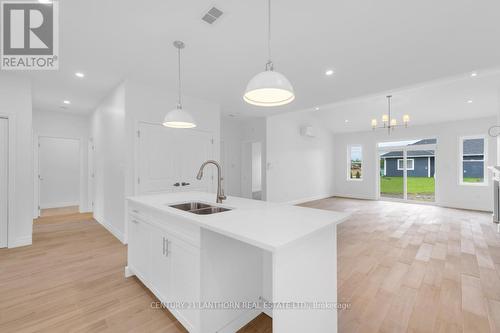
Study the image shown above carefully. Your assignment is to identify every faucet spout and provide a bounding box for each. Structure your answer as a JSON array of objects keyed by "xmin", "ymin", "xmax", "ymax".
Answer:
[{"xmin": 196, "ymin": 160, "xmax": 227, "ymax": 203}]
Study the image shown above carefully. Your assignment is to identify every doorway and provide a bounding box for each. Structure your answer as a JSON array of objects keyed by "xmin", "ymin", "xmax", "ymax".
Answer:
[
  {"xmin": 378, "ymin": 139, "xmax": 436, "ymax": 202},
  {"xmin": 0, "ymin": 117, "xmax": 8, "ymax": 248},
  {"xmin": 241, "ymin": 141, "xmax": 263, "ymax": 200},
  {"xmin": 38, "ymin": 137, "xmax": 81, "ymax": 216}
]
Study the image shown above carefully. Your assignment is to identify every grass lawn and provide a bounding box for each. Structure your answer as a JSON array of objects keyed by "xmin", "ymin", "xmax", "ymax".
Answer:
[
  {"xmin": 381, "ymin": 177, "xmax": 435, "ymax": 194},
  {"xmin": 463, "ymin": 177, "xmax": 483, "ymax": 183}
]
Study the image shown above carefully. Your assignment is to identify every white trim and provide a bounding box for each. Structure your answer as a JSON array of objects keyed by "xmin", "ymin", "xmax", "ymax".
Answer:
[
  {"xmin": 458, "ymin": 135, "xmax": 487, "ymax": 186},
  {"xmin": 284, "ymin": 194, "xmax": 334, "ymax": 205},
  {"xmin": 0, "ymin": 114, "xmax": 17, "ymax": 249},
  {"xmin": 40, "ymin": 201, "xmax": 79, "ymax": 209},
  {"xmin": 428, "ymin": 157, "xmax": 431, "ymax": 178},
  {"xmin": 347, "ymin": 144, "xmax": 363, "ymax": 181},
  {"xmin": 93, "ymin": 214, "xmax": 125, "ymax": 244},
  {"xmin": 35, "ymin": 135, "xmax": 84, "ymax": 216},
  {"xmin": 383, "ymin": 158, "xmax": 387, "ymax": 176},
  {"xmin": 397, "ymin": 158, "xmax": 414, "ymax": 171}
]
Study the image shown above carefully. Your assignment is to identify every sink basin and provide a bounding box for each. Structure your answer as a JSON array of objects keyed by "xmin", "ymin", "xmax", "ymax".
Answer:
[
  {"xmin": 169, "ymin": 202, "xmax": 231, "ymax": 215},
  {"xmin": 169, "ymin": 202, "xmax": 212, "ymax": 211},
  {"xmin": 190, "ymin": 207, "xmax": 231, "ymax": 215}
]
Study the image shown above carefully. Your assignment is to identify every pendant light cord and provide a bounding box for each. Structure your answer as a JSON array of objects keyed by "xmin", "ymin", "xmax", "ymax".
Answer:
[
  {"xmin": 266, "ymin": 0, "xmax": 273, "ymax": 71},
  {"xmin": 177, "ymin": 46, "xmax": 182, "ymax": 109},
  {"xmin": 387, "ymin": 95, "xmax": 392, "ymax": 133}
]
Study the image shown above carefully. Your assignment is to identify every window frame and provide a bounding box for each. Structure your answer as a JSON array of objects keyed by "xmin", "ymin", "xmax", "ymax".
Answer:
[
  {"xmin": 347, "ymin": 144, "xmax": 363, "ymax": 181},
  {"xmin": 397, "ymin": 158, "xmax": 414, "ymax": 171},
  {"xmin": 458, "ymin": 135, "xmax": 487, "ymax": 186}
]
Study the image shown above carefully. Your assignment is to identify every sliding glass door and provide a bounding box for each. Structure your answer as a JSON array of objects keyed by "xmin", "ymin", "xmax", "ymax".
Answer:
[
  {"xmin": 379, "ymin": 139, "xmax": 436, "ymax": 202},
  {"xmin": 379, "ymin": 149, "xmax": 404, "ymax": 199}
]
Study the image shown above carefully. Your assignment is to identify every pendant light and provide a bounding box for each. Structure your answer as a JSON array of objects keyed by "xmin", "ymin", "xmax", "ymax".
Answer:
[
  {"xmin": 243, "ymin": 0, "xmax": 295, "ymax": 107},
  {"xmin": 163, "ymin": 41, "xmax": 196, "ymax": 129}
]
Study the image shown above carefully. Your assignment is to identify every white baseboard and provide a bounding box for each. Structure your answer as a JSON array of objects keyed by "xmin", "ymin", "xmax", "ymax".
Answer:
[
  {"xmin": 9, "ymin": 235, "xmax": 32, "ymax": 248},
  {"xmin": 217, "ymin": 309, "xmax": 262, "ymax": 333},
  {"xmin": 284, "ymin": 193, "xmax": 335, "ymax": 205},
  {"xmin": 93, "ymin": 214, "xmax": 125, "ymax": 244},
  {"xmin": 332, "ymin": 193, "xmax": 377, "ymax": 201},
  {"xmin": 40, "ymin": 201, "xmax": 79, "ymax": 209}
]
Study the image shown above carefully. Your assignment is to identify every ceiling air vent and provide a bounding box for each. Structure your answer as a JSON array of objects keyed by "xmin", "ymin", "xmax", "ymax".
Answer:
[{"xmin": 202, "ymin": 7, "xmax": 223, "ymax": 24}]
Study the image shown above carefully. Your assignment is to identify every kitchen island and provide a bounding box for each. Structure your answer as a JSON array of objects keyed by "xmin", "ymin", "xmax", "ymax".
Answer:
[{"xmin": 125, "ymin": 192, "xmax": 349, "ymax": 333}]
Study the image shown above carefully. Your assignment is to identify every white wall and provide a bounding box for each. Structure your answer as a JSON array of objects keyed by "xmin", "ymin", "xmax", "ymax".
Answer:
[
  {"xmin": 91, "ymin": 79, "xmax": 221, "ymax": 243},
  {"xmin": 33, "ymin": 110, "xmax": 90, "ymax": 213},
  {"xmin": 0, "ymin": 75, "xmax": 33, "ymax": 247},
  {"xmin": 91, "ymin": 83, "xmax": 127, "ymax": 242},
  {"xmin": 266, "ymin": 110, "xmax": 335, "ymax": 203},
  {"xmin": 333, "ymin": 116, "xmax": 497, "ymax": 211}
]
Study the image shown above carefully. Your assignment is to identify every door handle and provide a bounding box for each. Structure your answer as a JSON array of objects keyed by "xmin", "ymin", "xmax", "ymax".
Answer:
[
  {"xmin": 165, "ymin": 239, "xmax": 170, "ymax": 257},
  {"xmin": 181, "ymin": 182, "xmax": 190, "ymax": 186},
  {"xmin": 173, "ymin": 182, "xmax": 180, "ymax": 187}
]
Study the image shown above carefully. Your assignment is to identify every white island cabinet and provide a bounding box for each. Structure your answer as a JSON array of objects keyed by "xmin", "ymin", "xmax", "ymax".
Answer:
[{"xmin": 125, "ymin": 192, "xmax": 349, "ymax": 333}]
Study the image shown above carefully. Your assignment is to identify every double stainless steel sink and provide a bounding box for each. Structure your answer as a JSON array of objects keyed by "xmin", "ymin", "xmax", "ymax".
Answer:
[{"xmin": 169, "ymin": 202, "xmax": 231, "ymax": 215}]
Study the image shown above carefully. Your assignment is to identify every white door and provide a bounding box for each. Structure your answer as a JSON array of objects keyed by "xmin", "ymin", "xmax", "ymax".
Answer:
[
  {"xmin": 0, "ymin": 118, "xmax": 8, "ymax": 248},
  {"xmin": 39, "ymin": 137, "xmax": 80, "ymax": 209},
  {"xmin": 137, "ymin": 122, "xmax": 214, "ymax": 195},
  {"xmin": 178, "ymin": 129, "xmax": 213, "ymax": 192},
  {"xmin": 138, "ymin": 123, "xmax": 180, "ymax": 194}
]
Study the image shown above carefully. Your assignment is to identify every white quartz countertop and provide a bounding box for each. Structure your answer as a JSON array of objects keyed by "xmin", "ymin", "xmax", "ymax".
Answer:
[{"xmin": 127, "ymin": 191, "xmax": 350, "ymax": 252}]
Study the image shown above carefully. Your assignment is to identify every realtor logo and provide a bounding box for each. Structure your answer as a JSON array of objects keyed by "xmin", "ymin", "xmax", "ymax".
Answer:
[{"xmin": 1, "ymin": 1, "xmax": 59, "ymax": 70}]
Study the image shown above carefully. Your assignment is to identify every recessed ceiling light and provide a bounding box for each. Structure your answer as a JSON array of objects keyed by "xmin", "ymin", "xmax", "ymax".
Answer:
[
  {"xmin": 75, "ymin": 72, "xmax": 85, "ymax": 78},
  {"xmin": 314, "ymin": 107, "xmax": 320, "ymax": 111},
  {"xmin": 470, "ymin": 72, "xmax": 478, "ymax": 77},
  {"xmin": 63, "ymin": 100, "xmax": 71, "ymax": 105},
  {"xmin": 325, "ymin": 69, "xmax": 334, "ymax": 76},
  {"xmin": 467, "ymin": 100, "xmax": 473, "ymax": 104},
  {"xmin": 345, "ymin": 119, "xmax": 349, "ymax": 123}
]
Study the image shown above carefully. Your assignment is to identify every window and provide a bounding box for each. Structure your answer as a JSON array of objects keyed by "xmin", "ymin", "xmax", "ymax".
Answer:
[
  {"xmin": 348, "ymin": 145, "xmax": 363, "ymax": 180},
  {"xmin": 459, "ymin": 136, "xmax": 487, "ymax": 185},
  {"xmin": 397, "ymin": 159, "xmax": 414, "ymax": 170}
]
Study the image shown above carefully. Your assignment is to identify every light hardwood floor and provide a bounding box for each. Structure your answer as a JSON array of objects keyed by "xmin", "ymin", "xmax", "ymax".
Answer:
[
  {"xmin": 1, "ymin": 198, "xmax": 499, "ymax": 332},
  {"xmin": 302, "ymin": 197, "xmax": 500, "ymax": 333}
]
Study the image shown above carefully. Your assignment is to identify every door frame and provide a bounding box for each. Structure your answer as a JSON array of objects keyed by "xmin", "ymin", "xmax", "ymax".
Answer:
[
  {"xmin": 376, "ymin": 142, "xmax": 438, "ymax": 204},
  {"xmin": 34, "ymin": 135, "xmax": 83, "ymax": 216},
  {"xmin": 0, "ymin": 114, "xmax": 16, "ymax": 248}
]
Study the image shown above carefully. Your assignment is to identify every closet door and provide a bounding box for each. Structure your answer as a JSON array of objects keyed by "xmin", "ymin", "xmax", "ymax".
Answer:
[
  {"xmin": 177, "ymin": 129, "xmax": 214, "ymax": 192},
  {"xmin": 137, "ymin": 122, "xmax": 214, "ymax": 194},
  {"xmin": 0, "ymin": 118, "xmax": 8, "ymax": 248},
  {"xmin": 137, "ymin": 123, "xmax": 179, "ymax": 194}
]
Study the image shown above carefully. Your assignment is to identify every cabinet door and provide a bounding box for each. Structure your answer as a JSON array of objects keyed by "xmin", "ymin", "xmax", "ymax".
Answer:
[
  {"xmin": 128, "ymin": 218, "xmax": 152, "ymax": 282},
  {"xmin": 150, "ymin": 228, "xmax": 171, "ymax": 301},
  {"xmin": 169, "ymin": 236, "xmax": 200, "ymax": 331}
]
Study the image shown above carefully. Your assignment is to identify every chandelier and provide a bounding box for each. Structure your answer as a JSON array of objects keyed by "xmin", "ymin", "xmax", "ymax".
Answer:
[{"xmin": 371, "ymin": 95, "xmax": 409, "ymax": 134}]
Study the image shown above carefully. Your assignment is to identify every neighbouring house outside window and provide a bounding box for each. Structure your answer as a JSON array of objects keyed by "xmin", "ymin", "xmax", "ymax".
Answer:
[{"xmin": 348, "ymin": 145, "xmax": 363, "ymax": 180}]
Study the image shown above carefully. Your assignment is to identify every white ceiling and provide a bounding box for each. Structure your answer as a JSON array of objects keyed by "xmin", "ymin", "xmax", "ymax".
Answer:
[
  {"xmin": 3, "ymin": 0, "xmax": 500, "ymax": 118},
  {"xmin": 313, "ymin": 70, "xmax": 500, "ymax": 133}
]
